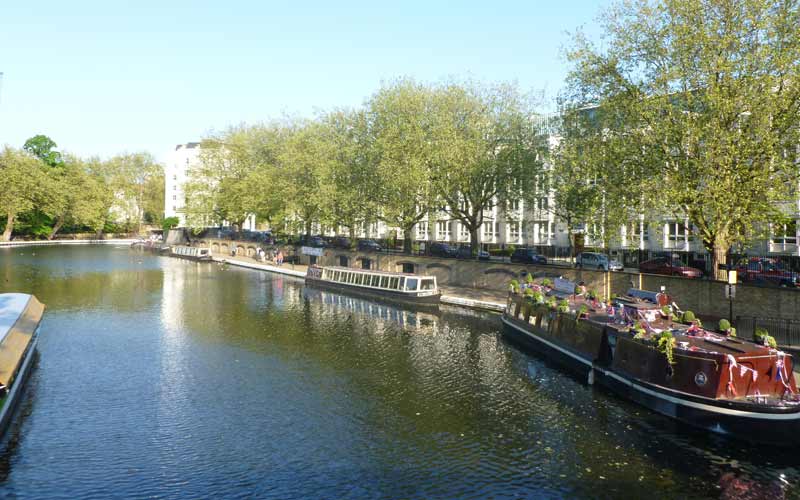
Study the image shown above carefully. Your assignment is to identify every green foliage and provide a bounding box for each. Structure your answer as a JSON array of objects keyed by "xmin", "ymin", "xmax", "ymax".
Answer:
[
  {"xmin": 546, "ymin": 296, "xmax": 557, "ymax": 310},
  {"xmin": 578, "ymin": 304, "xmax": 589, "ymax": 317},
  {"xmin": 586, "ymin": 289, "xmax": 597, "ymax": 300},
  {"xmin": 632, "ymin": 323, "xmax": 647, "ymax": 339},
  {"xmin": 541, "ymin": 278, "xmax": 553, "ymax": 288},
  {"xmin": 557, "ymin": 299, "xmax": 570, "ymax": 313},
  {"xmin": 525, "ymin": 273, "xmax": 534, "ymax": 284},
  {"xmin": 754, "ymin": 327, "xmax": 769, "ymax": 342},
  {"xmin": 23, "ymin": 135, "xmax": 62, "ymax": 167},
  {"xmin": 728, "ymin": 327, "xmax": 737, "ymax": 338},
  {"xmin": 509, "ymin": 279, "xmax": 520, "ymax": 293},
  {"xmin": 718, "ymin": 319, "xmax": 731, "ymax": 333},
  {"xmin": 657, "ymin": 331, "xmax": 676, "ymax": 365},
  {"xmin": 681, "ymin": 311, "xmax": 696, "ymax": 323},
  {"xmin": 523, "ymin": 288, "xmax": 534, "ymax": 298},
  {"xmin": 162, "ymin": 217, "xmax": 180, "ymax": 232},
  {"xmin": 531, "ymin": 290, "xmax": 545, "ymax": 304},
  {"xmin": 562, "ymin": 0, "xmax": 800, "ymax": 277}
]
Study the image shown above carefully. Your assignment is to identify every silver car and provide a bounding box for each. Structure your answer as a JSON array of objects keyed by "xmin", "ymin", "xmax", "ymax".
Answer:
[{"xmin": 575, "ymin": 252, "xmax": 623, "ymax": 271}]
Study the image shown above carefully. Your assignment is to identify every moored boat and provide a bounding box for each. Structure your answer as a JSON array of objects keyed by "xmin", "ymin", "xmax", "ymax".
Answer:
[
  {"xmin": 0, "ymin": 293, "xmax": 45, "ymax": 438},
  {"xmin": 170, "ymin": 245, "xmax": 212, "ymax": 261},
  {"xmin": 501, "ymin": 277, "xmax": 800, "ymax": 445},
  {"xmin": 305, "ymin": 266, "xmax": 441, "ymax": 306}
]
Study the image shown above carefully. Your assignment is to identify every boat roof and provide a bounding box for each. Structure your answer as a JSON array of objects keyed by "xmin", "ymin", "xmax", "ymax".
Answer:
[
  {"xmin": 319, "ymin": 266, "xmax": 436, "ymax": 279},
  {"xmin": 0, "ymin": 294, "xmax": 34, "ymax": 344},
  {"xmin": 0, "ymin": 293, "xmax": 44, "ymax": 386}
]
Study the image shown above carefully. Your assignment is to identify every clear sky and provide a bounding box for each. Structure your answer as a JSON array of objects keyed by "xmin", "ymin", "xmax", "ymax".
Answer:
[{"xmin": 0, "ymin": 0, "xmax": 608, "ymax": 162}]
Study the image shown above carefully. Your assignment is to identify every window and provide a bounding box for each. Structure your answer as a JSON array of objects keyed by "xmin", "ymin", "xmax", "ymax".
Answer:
[
  {"xmin": 399, "ymin": 277, "xmax": 406, "ymax": 290},
  {"xmin": 482, "ymin": 221, "xmax": 499, "ymax": 241},
  {"xmin": 667, "ymin": 222, "xmax": 693, "ymax": 245},
  {"xmin": 173, "ymin": 174, "xmax": 177, "ymax": 180},
  {"xmin": 172, "ymin": 206, "xmax": 176, "ymax": 211},
  {"xmin": 509, "ymin": 199, "xmax": 520, "ymax": 211},
  {"xmin": 535, "ymin": 221, "xmax": 554, "ymax": 243},
  {"xmin": 436, "ymin": 221, "xmax": 451, "ymax": 240},
  {"xmin": 371, "ymin": 275, "xmax": 380, "ymax": 287},
  {"xmin": 339, "ymin": 256, "xmax": 348, "ymax": 267},
  {"xmin": 458, "ymin": 223, "xmax": 470, "ymax": 242},
  {"xmin": 389, "ymin": 277, "xmax": 399, "ymax": 289},
  {"xmin": 420, "ymin": 279, "xmax": 435, "ymax": 290},
  {"xmin": 172, "ymin": 195, "xmax": 176, "ymax": 201},
  {"xmin": 380, "ymin": 276, "xmax": 389, "ymax": 288},
  {"xmin": 405, "ymin": 278, "xmax": 418, "ymax": 291},
  {"xmin": 173, "ymin": 185, "xmax": 177, "ymax": 191},
  {"xmin": 508, "ymin": 222, "xmax": 521, "ymax": 241},
  {"xmin": 416, "ymin": 221, "xmax": 429, "ymax": 240},
  {"xmin": 771, "ymin": 221, "xmax": 797, "ymax": 245}
]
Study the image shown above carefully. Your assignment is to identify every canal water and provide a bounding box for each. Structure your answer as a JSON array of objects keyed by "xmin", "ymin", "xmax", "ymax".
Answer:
[{"xmin": 0, "ymin": 245, "xmax": 796, "ymax": 499}]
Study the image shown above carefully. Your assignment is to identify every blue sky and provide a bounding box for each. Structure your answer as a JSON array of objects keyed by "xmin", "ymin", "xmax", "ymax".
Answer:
[{"xmin": 0, "ymin": 1, "xmax": 608, "ymax": 162}]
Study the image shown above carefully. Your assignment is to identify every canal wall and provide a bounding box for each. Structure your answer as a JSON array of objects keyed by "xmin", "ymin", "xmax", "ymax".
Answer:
[
  {"xmin": 196, "ymin": 238, "xmax": 800, "ymax": 322},
  {"xmin": 0, "ymin": 239, "xmax": 137, "ymax": 248}
]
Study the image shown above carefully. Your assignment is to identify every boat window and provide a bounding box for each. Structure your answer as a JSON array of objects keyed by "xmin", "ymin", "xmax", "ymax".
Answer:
[
  {"xmin": 405, "ymin": 278, "xmax": 418, "ymax": 291},
  {"xmin": 420, "ymin": 279, "xmax": 435, "ymax": 290},
  {"xmin": 380, "ymin": 276, "xmax": 389, "ymax": 288},
  {"xmin": 346, "ymin": 273, "xmax": 353, "ymax": 283},
  {"xmin": 399, "ymin": 277, "xmax": 406, "ymax": 290},
  {"xmin": 371, "ymin": 275, "xmax": 380, "ymax": 287},
  {"xmin": 389, "ymin": 277, "xmax": 399, "ymax": 289},
  {"xmin": 355, "ymin": 274, "xmax": 363, "ymax": 285}
]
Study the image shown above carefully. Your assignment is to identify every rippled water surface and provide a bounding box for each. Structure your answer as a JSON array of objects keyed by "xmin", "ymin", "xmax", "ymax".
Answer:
[{"xmin": 0, "ymin": 245, "xmax": 797, "ymax": 499}]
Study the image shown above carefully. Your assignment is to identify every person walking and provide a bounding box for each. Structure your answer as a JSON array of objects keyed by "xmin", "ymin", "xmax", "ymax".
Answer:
[{"xmin": 276, "ymin": 250, "xmax": 283, "ymax": 267}]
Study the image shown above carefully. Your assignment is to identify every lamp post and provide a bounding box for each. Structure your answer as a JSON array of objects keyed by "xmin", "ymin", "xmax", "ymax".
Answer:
[{"xmin": 726, "ymin": 269, "xmax": 738, "ymax": 325}]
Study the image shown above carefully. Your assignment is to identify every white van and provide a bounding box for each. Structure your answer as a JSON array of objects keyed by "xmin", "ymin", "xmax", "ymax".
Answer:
[{"xmin": 575, "ymin": 252, "xmax": 623, "ymax": 271}]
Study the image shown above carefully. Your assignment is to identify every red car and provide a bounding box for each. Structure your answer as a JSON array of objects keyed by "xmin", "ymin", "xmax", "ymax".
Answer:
[
  {"xmin": 735, "ymin": 258, "xmax": 800, "ymax": 288},
  {"xmin": 639, "ymin": 257, "xmax": 703, "ymax": 278}
]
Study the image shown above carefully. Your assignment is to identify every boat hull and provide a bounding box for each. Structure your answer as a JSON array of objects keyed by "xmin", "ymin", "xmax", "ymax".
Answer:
[
  {"xmin": 0, "ymin": 327, "xmax": 39, "ymax": 439},
  {"xmin": 306, "ymin": 277, "xmax": 441, "ymax": 307},
  {"xmin": 501, "ymin": 315, "xmax": 800, "ymax": 446}
]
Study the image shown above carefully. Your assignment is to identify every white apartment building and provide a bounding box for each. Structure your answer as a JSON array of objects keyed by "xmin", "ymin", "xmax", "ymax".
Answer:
[{"xmin": 164, "ymin": 142, "xmax": 201, "ymax": 227}]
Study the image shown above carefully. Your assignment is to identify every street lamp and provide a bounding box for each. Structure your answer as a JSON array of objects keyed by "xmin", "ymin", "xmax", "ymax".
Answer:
[{"xmin": 726, "ymin": 269, "xmax": 738, "ymax": 325}]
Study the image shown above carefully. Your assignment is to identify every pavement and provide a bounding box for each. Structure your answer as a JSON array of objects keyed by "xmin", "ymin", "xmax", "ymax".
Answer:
[{"xmin": 214, "ymin": 254, "xmax": 507, "ymax": 312}]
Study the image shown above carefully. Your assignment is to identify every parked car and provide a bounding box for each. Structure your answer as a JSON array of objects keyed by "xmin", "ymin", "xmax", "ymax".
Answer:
[
  {"xmin": 357, "ymin": 239, "xmax": 382, "ymax": 252},
  {"xmin": 429, "ymin": 242, "xmax": 458, "ymax": 258},
  {"xmin": 455, "ymin": 246, "xmax": 490, "ymax": 261},
  {"xmin": 735, "ymin": 257, "xmax": 800, "ymax": 288},
  {"xmin": 331, "ymin": 236, "xmax": 352, "ymax": 249},
  {"xmin": 510, "ymin": 248, "xmax": 547, "ymax": 265},
  {"xmin": 575, "ymin": 252, "xmax": 623, "ymax": 271},
  {"xmin": 639, "ymin": 257, "xmax": 702, "ymax": 278},
  {"xmin": 298, "ymin": 235, "xmax": 326, "ymax": 247}
]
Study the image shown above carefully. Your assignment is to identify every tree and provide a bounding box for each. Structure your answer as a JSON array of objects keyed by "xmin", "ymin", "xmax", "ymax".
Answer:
[
  {"xmin": 43, "ymin": 156, "xmax": 110, "ymax": 239},
  {"xmin": 102, "ymin": 152, "xmax": 163, "ymax": 233},
  {"xmin": 280, "ymin": 120, "xmax": 332, "ymax": 237},
  {"xmin": 563, "ymin": 0, "xmax": 800, "ymax": 279},
  {"xmin": 0, "ymin": 148, "xmax": 47, "ymax": 241},
  {"xmin": 430, "ymin": 81, "xmax": 547, "ymax": 256},
  {"xmin": 366, "ymin": 79, "xmax": 438, "ymax": 252},
  {"xmin": 321, "ymin": 108, "xmax": 377, "ymax": 241},
  {"xmin": 23, "ymin": 134, "xmax": 62, "ymax": 167}
]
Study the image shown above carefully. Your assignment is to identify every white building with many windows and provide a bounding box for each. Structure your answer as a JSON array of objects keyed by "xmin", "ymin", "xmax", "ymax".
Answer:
[{"xmin": 164, "ymin": 142, "xmax": 202, "ymax": 227}]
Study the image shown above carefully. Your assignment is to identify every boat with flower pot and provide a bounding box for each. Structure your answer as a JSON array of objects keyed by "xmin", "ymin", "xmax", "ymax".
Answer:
[{"xmin": 501, "ymin": 277, "xmax": 800, "ymax": 445}]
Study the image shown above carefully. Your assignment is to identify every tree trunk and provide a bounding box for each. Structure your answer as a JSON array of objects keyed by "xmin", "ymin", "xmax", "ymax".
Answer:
[
  {"xmin": 305, "ymin": 220, "xmax": 312, "ymax": 238},
  {"xmin": 711, "ymin": 243, "xmax": 730, "ymax": 281},
  {"xmin": 470, "ymin": 225, "xmax": 480, "ymax": 258},
  {"xmin": 403, "ymin": 227, "xmax": 413, "ymax": 254},
  {"xmin": 2, "ymin": 212, "xmax": 14, "ymax": 242},
  {"xmin": 48, "ymin": 216, "xmax": 65, "ymax": 240}
]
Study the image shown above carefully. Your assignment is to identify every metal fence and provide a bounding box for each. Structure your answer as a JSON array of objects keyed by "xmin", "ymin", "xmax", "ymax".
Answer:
[{"xmin": 736, "ymin": 316, "xmax": 800, "ymax": 347}]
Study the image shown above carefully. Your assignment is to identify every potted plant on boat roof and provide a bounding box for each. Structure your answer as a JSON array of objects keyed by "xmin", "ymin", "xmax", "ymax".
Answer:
[
  {"xmin": 509, "ymin": 279, "xmax": 520, "ymax": 294},
  {"xmin": 577, "ymin": 304, "xmax": 589, "ymax": 319},
  {"xmin": 657, "ymin": 331, "xmax": 677, "ymax": 365},
  {"xmin": 718, "ymin": 319, "xmax": 737, "ymax": 337},
  {"xmin": 526, "ymin": 273, "xmax": 535, "ymax": 285},
  {"xmin": 558, "ymin": 299, "xmax": 570, "ymax": 313},
  {"xmin": 531, "ymin": 290, "xmax": 545, "ymax": 305},
  {"xmin": 632, "ymin": 322, "xmax": 647, "ymax": 339},
  {"xmin": 541, "ymin": 278, "xmax": 553, "ymax": 289},
  {"xmin": 546, "ymin": 296, "xmax": 558, "ymax": 311}
]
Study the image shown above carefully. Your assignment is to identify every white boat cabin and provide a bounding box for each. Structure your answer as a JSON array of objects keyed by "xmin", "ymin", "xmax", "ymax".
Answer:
[
  {"xmin": 171, "ymin": 246, "xmax": 211, "ymax": 259},
  {"xmin": 314, "ymin": 266, "xmax": 438, "ymax": 295}
]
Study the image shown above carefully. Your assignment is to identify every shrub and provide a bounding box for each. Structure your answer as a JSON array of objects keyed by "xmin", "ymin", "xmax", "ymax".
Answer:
[
  {"xmin": 523, "ymin": 287, "xmax": 534, "ymax": 298},
  {"xmin": 682, "ymin": 311, "xmax": 696, "ymax": 323},
  {"xmin": 754, "ymin": 327, "xmax": 769, "ymax": 342},
  {"xmin": 509, "ymin": 279, "xmax": 520, "ymax": 293},
  {"xmin": 728, "ymin": 327, "xmax": 737, "ymax": 338},
  {"xmin": 578, "ymin": 304, "xmax": 589, "ymax": 317},
  {"xmin": 526, "ymin": 273, "xmax": 535, "ymax": 284},
  {"xmin": 718, "ymin": 319, "xmax": 731, "ymax": 333},
  {"xmin": 542, "ymin": 278, "xmax": 553, "ymax": 288},
  {"xmin": 546, "ymin": 296, "xmax": 558, "ymax": 310},
  {"xmin": 763, "ymin": 334, "xmax": 777, "ymax": 349},
  {"xmin": 558, "ymin": 299, "xmax": 570, "ymax": 313},
  {"xmin": 658, "ymin": 331, "xmax": 676, "ymax": 365},
  {"xmin": 531, "ymin": 290, "xmax": 545, "ymax": 304},
  {"xmin": 632, "ymin": 323, "xmax": 647, "ymax": 339}
]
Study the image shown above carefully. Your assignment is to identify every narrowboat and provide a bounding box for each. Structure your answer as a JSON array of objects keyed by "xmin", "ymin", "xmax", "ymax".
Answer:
[
  {"xmin": 305, "ymin": 266, "xmax": 441, "ymax": 306},
  {"xmin": 0, "ymin": 293, "xmax": 44, "ymax": 437},
  {"xmin": 501, "ymin": 278, "xmax": 800, "ymax": 445},
  {"xmin": 170, "ymin": 246, "xmax": 212, "ymax": 261}
]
